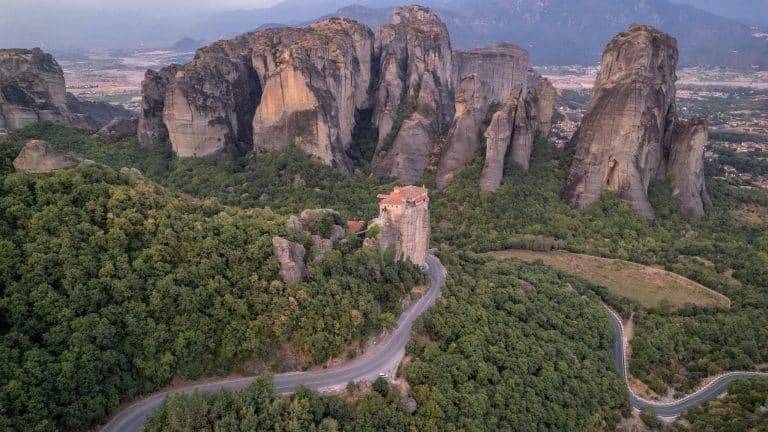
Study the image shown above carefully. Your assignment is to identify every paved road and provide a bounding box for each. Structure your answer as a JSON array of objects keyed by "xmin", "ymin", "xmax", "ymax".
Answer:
[
  {"xmin": 101, "ymin": 254, "xmax": 446, "ymax": 432},
  {"xmin": 605, "ymin": 306, "xmax": 768, "ymax": 417},
  {"xmin": 101, "ymin": 255, "xmax": 766, "ymax": 431}
]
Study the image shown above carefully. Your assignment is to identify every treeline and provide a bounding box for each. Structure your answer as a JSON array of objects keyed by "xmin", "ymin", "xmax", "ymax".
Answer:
[
  {"xmin": 0, "ymin": 149, "xmax": 423, "ymax": 430},
  {"xmin": 147, "ymin": 249, "xmax": 629, "ymax": 431}
]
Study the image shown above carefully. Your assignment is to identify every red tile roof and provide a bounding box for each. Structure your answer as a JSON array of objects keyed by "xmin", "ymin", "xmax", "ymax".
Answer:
[{"xmin": 377, "ymin": 185, "xmax": 429, "ymax": 205}]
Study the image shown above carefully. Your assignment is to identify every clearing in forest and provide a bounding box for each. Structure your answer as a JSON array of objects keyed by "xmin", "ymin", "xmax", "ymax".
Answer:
[{"xmin": 494, "ymin": 250, "xmax": 731, "ymax": 310}]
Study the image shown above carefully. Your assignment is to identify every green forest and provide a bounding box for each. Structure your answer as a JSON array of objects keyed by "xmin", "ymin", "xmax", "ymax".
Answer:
[
  {"xmin": 145, "ymin": 249, "xmax": 629, "ymax": 431},
  {"xmin": 0, "ymin": 131, "xmax": 423, "ymax": 430},
  {"xmin": 2, "ymin": 123, "xmax": 767, "ymax": 429}
]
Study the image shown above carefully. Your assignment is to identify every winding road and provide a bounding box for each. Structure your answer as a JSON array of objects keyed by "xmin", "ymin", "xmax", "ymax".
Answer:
[
  {"xmin": 101, "ymin": 255, "xmax": 765, "ymax": 431},
  {"xmin": 101, "ymin": 254, "xmax": 446, "ymax": 432}
]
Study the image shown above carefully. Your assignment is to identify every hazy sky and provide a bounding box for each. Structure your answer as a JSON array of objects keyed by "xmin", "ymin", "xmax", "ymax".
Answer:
[{"xmin": 4, "ymin": 0, "xmax": 281, "ymax": 14}]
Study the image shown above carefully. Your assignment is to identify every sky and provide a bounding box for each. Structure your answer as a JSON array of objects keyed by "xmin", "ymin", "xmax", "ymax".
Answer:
[{"xmin": 2, "ymin": 0, "xmax": 281, "ymax": 14}]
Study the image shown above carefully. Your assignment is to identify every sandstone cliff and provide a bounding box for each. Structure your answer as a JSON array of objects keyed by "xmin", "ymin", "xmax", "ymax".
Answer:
[
  {"xmin": 435, "ymin": 44, "xmax": 529, "ymax": 189},
  {"xmin": 13, "ymin": 139, "xmax": 81, "ymax": 173},
  {"xmin": 479, "ymin": 96, "xmax": 518, "ymax": 192},
  {"xmin": 563, "ymin": 25, "xmax": 679, "ymax": 219},
  {"xmin": 371, "ymin": 6, "xmax": 454, "ymax": 184},
  {"xmin": 252, "ymin": 19, "xmax": 373, "ymax": 170},
  {"xmin": 667, "ymin": 119, "xmax": 711, "ymax": 218},
  {"xmin": 272, "ymin": 236, "xmax": 306, "ymax": 283},
  {"xmin": 563, "ymin": 24, "xmax": 709, "ymax": 219},
  {"xmin": 0, "ymin": 48, "xmax": 127, "ymax": 131}
]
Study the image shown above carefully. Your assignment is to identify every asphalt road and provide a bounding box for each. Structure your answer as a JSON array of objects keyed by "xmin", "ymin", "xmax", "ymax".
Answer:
[
  {"xmin": 101, "ymin": 255, "xmax": 766, "ymax": 431},
  {"xmin": 605, "ymin": 306, "xmax": 768, "ymax": 417},
  {"xmin": 100, "ymin": 254, "xmax": 446, "ymax": 432}
]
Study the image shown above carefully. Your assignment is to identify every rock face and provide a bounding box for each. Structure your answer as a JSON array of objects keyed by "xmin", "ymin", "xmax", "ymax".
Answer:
[
  {"xmin": 371, "ymin": 6, "xmax": 454, "ymax": 184},
  {"xmin": 97, "ymin": 117, "xmax": 138, "ymax": 139},
  {"xmin": 141, "ymin": 21, "xmax": 373, "ymax": 165},
  {"xmin": 161, "ymin": 34, "xmax": 268, "ymax": 157},
  {"xmin": 272, "ymin": 236, "xmax": 306, "ymax": 283},
  {"xmin": 252, "ymin": 19, "xmax": 373, "ymax": 169},
  {"xmin": 373, "ymin": 186, "xmax": 430, "ymax": 266},
  {"xmin": 0, "ymin": 48, "xmax": 126, "ymax": 130},
  {"xmin": 435, "ymin": 44, "xmax": 529, "ymax": 189},
  {"xmin": 13, "ymin": 139, "xmax": 81, "ymax": 173},
  {"xmin": 65, "ymin": 93, "xmax": 131, "ymax": 128},
  {"xmin": 138, "ymin": 66, "xmax": 179, "ymax": 147},
  {"xmin": 531, "ymin": 74, "xmax": 556, "ymax": 138},
  {"xmin": 667, "ymin": 119, "xmax": 711, "ymax": 218},
  {"xmin": 479, "ymin": 96, "xmax": 518, "ymax": 192},
  {"xmin": 564, "ymin": 24, "xmax": 708, "ymax": 219}
]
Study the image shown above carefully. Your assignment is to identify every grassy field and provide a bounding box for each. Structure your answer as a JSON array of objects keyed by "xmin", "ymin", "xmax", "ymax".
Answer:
[{"xmin": 494, "ymin": 250, "xmax": 731, "ymax": 310}]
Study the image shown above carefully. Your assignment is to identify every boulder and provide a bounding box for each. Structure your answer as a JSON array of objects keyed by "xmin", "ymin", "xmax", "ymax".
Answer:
[
  {"xmin": 13, "ymin": 139, "xmax": 80, "ymax": 173},
  {"xmin": 479, "ymin": 97, "xmax": 518, "ymax": 192},
  {"xmin": 372, "ymin": 6, "xmax": 454, "ymax": 184},
  {"xmin": 563, "ymin": 25, "xmax": 680, "ymax": 219},
  {"xmin": 161, "ymin": 34, "xmax": 265, "ymax": 157},
  {"xmin": 286, "ymin": 215, "xmax": 303, "ymax": 231},
  {"xmin": 97, "ymin": 117, "xmax": 138, "ymax": 139},
  {"xmin": 272, "ymin": 236, "xmax": 306, "ymax": 283},
  {"xmin": 667, "ymin": 119, "xmax": 711, "ymax": 218}
]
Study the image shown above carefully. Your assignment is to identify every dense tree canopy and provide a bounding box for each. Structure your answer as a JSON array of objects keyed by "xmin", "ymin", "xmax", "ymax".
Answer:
[
  {"xmin": 0, "ymin": 140, "xmax": 423, "ymax": 430},
  {"xmin": 146, "ymin": 249, "xmax": 629, "ymax": 431}
]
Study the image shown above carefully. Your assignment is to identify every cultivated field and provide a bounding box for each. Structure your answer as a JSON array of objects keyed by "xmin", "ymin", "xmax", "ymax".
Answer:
[{"xmin": 494, "ymin": 250, "xmax": 731, "ymax": 310}]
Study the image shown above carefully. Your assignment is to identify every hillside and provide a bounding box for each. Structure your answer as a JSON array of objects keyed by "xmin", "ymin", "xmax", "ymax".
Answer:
[{"xmin": 0, "ymin": 132, "xmax": 425, "ymax": 431}]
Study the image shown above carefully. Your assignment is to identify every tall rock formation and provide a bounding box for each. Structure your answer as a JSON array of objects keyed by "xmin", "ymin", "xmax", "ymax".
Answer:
[
  {"xmin": 667, "ymin": 119, "xmax": 711, "ymax": 218},
  {"xmin": 371, "ymin": 6, "xmax": 454, "ymax": 184},
  {"xmin": 435, "ymin": 44, "xmax": 529, "ymax": 189},
  {"xmin": 140, "ymin": 21, "xmax": 372, "ymax": 165},
  {"xmin": 530, "ymin": 73, "xmax": 557, "ymax": 138},
  {"xmin": 563, "ymin": 24, "xmax": 709, "ymax": 219},
  {"xmin": 373, "ymin": 186, "xmax": 430, "ymax": 267},
  {"xmin": 0, "ymin": 48, "xmax": 124, "ymax": 130},
  {"xmin": 252, "ymin": 19, "xmax": 373, "ymax": 170},
  {"xmin": 137, "ymin": 66, "xmax": 179, "ymax": 147}
]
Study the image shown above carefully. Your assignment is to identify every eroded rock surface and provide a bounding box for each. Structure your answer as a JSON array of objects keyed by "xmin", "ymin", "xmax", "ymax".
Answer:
[
  {"xmin": 272, "ymin": 236, "xmax": 306, "ymax": 283},
  {"xmin": 435, "ymin": 44, "xmax": 529, "ymax": 189},
  {"xmin": 667, "ymin": 119, "xmax": 711, "ymax": 218},
  {"xmin": 138, "ymin": 66, "xmax": 179, "ymax": 147},
  {"xmin": 372, "ymin": 6, "xmax": 454, "ymax": 184},
  {"xmin": 0, "ymin": 48, "xmax": 122, "ymax": 130},
  {"xmin": 97, "ymin": 117, "xmax": 138, "ymax": 139},
  {"xmin": 563, "ymin": 25, "xmax": 680, "ymax": 219},
  {"xmin": 479, "ymin": 96, "xmax": 518, "ymax": 192},
  {"xmin": 531, "ymin": 74, "xmax": 556, "ymax": 137},
  {"xmin": 252, "ymin": 19, "xmax": 373, "ymax": 169},
  {"xmin": 13, "ymin": 139, "xmax": 81, "ymax": 173}
]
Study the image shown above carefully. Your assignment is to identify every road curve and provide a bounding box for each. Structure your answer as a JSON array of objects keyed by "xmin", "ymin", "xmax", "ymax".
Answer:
[
  {"xmin": 101, "ymin": 254, "xmax": 446, "ymax": 432},
  {"xmin": 101, "ymin": 255, "xmax": 766, "ymax": 430},
  {"xmin": 604, "ymin": 306, "xmax": 768, "ymax": 417}
]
